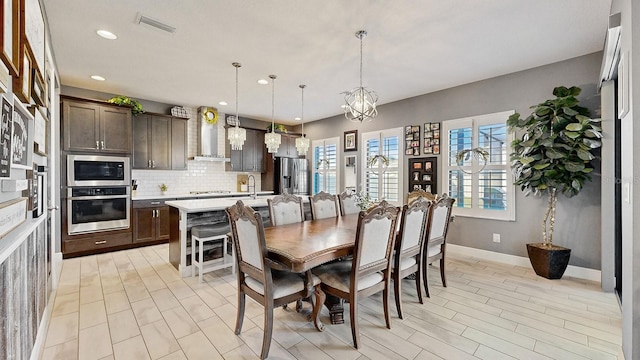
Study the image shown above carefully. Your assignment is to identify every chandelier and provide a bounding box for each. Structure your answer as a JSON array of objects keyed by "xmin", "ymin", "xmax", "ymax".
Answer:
[
  {"xmin": 343, "ymin": 30, "xmax": 378, "ymax": 122},
  {"xmin": 295, "ymin": 84, "xmax": 310, "ymax": 155},
  {"xmin": 264, "ymin": 74, "xmax": 281, "ymax": 153},
  {"xmin": 227, "ymin": 62, "xmax": 246, "ymax": 150}
]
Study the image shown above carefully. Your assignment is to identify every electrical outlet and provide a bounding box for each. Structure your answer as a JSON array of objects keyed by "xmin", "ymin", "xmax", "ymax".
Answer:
[{"xmin": 493, "ymin": 233, "xmax": 501, "ymax": 243}]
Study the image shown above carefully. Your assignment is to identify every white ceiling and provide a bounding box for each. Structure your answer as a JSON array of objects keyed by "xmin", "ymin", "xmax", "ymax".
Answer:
[{"xmin": 43, "ymin": 0, "xmax": 612, "ymax": 125}]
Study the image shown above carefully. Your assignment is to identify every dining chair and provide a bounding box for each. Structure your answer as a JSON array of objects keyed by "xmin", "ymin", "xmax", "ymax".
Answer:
[
  {"xmin": 312, "ymin": 200, "xmax": 399, "ymax": 349},
  {"xmin": 392, "ymin": 197, "xmax": 432, "ymax": 319},
  {"xmin": 226, "ymin": 200, "xmax": 319, "ymax": 359},
  {"xmin": 309, "ymin": 191, "xmax": 339, "ymax": 220},
  {"xmin": 267, "ymin": 193, "xmax": 305, "ymax": 226},
  {"xmin": 406, "ymin": 188, "xmax": 437, "ymax": 204},
  {"xmin": 338, "ymin": 191, "xmax": 361, "ymax": 216},
  {"xmin": 423, "ymin": 194, "xmax": 455, "ymax": 297}
]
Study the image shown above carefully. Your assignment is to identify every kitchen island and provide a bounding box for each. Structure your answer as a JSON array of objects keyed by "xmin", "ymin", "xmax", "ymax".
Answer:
[{"xmin": 166, "ymin": 195, "xmax": 310, "ymax": 277}]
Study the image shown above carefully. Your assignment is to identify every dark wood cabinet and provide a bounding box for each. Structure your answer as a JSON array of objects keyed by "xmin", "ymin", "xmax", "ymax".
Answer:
[
  {"xmin": 229, "ymin": 128, "xmax": 265, "ymax": 172},
  {"xmin": 274, "ymin": 133, "xmax": 300, "ymax": 158},
  {"xmin": 132, "ymin": 114, "xmax": 188, "ymax": 170},
  {"xmin": 62, "ymin": 98, "xmax": 132, "ymax": 154},
  {"xmin": 133, "ymin": 200, "xmax": 171, "ymax": 244}
]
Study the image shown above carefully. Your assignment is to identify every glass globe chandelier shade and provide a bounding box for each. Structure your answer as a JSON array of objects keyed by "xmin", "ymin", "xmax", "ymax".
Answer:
[
  {"xmin": 228, "ymin": 62, "xmax": 246, "ymax": 151},
  {"xmin": 344, "ymin": 30, "xmax": 378, "ymax": 123},
  {"xmin": 296, "ymin": 84, "xmax": 310, "ymax": 155},
  {"xmin": 265, "ymin": 74, "xmax": 281, "ymax": 154}
]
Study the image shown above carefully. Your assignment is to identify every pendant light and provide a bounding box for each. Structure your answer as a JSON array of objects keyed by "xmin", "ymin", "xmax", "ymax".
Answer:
[
  {"xmin": 343, "ymin": 30, "xmax": 378, "ymax": 122},
  {"xmin": 295, "ymin": 84, "xmax": 310, "ymax": 155},
  {"xmin": 264, "ymin": 74, "xmax": 281, "ymax": 153},
  {"xmin": 227, "ymin": 62, "xmax": 246, "ymax": 150}
]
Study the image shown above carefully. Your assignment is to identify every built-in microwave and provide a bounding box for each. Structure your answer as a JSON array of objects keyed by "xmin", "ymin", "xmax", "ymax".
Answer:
[{"xmin": 67, "ymin": 154, "xmax": 131, "ymax": 187}]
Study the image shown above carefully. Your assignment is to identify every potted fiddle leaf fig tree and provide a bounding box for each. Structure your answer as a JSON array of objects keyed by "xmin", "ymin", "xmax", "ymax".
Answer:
[{"xmin": 508, "ymin": 86, "xmax": 601, "ymax": 279}]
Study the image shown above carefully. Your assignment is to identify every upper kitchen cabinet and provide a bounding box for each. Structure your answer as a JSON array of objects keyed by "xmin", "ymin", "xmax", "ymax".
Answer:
[
  {"xmin": 274, "ymin": 133, "xmax": 301, "ymax": 158},
  {"xmin": 62, "ymin": 97, "xmax": 132, "ymax": 154},
  {"xmin": 228, "ymin": 128, "xmax": 265, "ymax": 172},
  {"xmin": 133, "ymin": 113, "xmax": 188, "ymax": 170}
]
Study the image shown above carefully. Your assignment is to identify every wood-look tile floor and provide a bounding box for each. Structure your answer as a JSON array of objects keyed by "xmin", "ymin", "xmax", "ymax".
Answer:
[{"xmin": 40, "ymin": 244, "xmax": 624, "ymax": 360}]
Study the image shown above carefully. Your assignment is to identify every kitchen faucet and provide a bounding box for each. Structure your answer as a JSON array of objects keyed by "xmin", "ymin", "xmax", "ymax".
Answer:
[{"xmin": 247, "ymin": 175, "xmax": 257, "ymax": 199}]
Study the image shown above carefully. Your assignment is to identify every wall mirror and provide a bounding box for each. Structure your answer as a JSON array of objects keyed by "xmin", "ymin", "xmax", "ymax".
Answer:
[{"xmin": 344, "ymin": 155, "xmax": 357, "ymax": 192}]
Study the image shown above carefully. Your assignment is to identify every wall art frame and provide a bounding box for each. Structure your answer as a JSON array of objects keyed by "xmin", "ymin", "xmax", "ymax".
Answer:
[
  {"xmin": 11, "ymin": 93, "xmax": 32, "ymax": 169},
  {"xmin": 344, "ymin": 129, "xmax": 357, "ymax": 151},
  {"xmin": 0, "ymin": 0, "xmax": 19, "ymax": 76},
  {"xmin": 0, "ymin": 92, "xmax": 11, "ymax": 177}
]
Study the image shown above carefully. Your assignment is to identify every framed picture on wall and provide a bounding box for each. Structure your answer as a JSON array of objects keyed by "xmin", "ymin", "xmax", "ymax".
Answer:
[
  {"xmin": 0, "ymin": 93, "xmax": 11, "ymax": 177},
  {"xmin": 344, "ymin": 130, "xmax": 357, "ymax": 151},
  {"xmin": 408, "ymin": 157, "xmax": 437, "ymax": 195},
  {"xmin": 11, "ymin": 94, "xmax": 33, "ymax": 169},
  {"xmin": 0, "ymin": 0, "xmax": 20, "ymax": 76}
]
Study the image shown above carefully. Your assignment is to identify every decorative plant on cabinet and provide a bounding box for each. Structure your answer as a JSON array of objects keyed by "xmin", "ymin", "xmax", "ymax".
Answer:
[{"xmin": 508, "ymin": 86, "xmax": 602, "ymax": 279}]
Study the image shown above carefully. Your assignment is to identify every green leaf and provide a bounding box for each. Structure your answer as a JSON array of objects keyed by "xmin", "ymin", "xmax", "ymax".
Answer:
[
  {"xmin": 565, "ymin": 162, "xmax": 585, "ymax": 172},
  {"xmin": 546, "ymin": 148, "xmax": 565, "ymax": 159},
  {"xmin": 533, "ymin": 163, "xmax": 550, "ymax": 170},
  {"xmin": 584, "ymin": 129, "xmax": 602, "ymax": 138},
  {"xmin": 565, "ymin": 123, "xmax": 583, "ymax": 131},
  {"xmin": 576, "ymin": 149, "xmax": 594, "ymax": 161},
  {"xmin": 583, "ymin": 138, "xmax": 602, "ymax": 149},
  {"xmin": 582, "ymin": 168, "xmax": 594, "ymax": 173},
  {"xmin": 564, "ymin": 131, "xmax": 580, "ymax": 139},
  {"xmin": 519, "ymin": 157, "xmax": 535, "ymax": 165},
  {"xmin": 572, "ymin": 179, "xmax": 581, "ymax": 190},
  {"xmin": 562, "ymin": 107, "xmax": 578, "ymax": 116}
]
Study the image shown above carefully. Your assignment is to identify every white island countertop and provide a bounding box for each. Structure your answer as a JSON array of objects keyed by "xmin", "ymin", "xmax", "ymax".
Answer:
[
  {"xmin": 165, "ymin": 195, "xmax": 309, "ymax": 213},
  {"xmin": 132, "ymin": 191, "xmax": 274, "ymax": 201}
]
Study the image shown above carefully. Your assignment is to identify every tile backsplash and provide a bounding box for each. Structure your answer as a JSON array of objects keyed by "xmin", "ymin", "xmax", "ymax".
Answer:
[{"xmin": 132, "ymin": 107, "xmax": 262, "ymax": 196}]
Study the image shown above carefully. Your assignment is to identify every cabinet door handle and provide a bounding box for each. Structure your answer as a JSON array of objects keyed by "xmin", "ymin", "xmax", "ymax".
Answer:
[
  {"xmin": 95, "ymin": 240, "xmax": 107, "ymax": 245},
  {"xmin": 148, "ymin": 160, "xmax": 151, "ymax": 168},
  {"xmin": 152, "ymin": 160, "xmax": 155, "ymax": 168},
  {"xmin": 96, "ymin": 141, "xmax": 99, "ymax": 149},
  {"xmin": 101, "ymin": 140, "xmax": 104, "ymax": 149},
  {"xmin": 150, "ymin": 201, "xmax": 160, "ymax": 205}
]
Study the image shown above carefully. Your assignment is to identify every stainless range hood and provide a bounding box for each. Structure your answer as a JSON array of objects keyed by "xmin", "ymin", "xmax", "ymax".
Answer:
[{"xmin": 190, "ymin": 107, "xmax": 230, "ymax": 162}]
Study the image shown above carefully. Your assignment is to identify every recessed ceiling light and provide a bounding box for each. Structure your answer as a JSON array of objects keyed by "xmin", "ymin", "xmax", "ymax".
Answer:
[
  {"xmin": 257, "ymin": 79, "xmax": 269, "ymax": 85},
  {"xmin": 218, "ymin": 101, "xmax": 228, "ymax": 106},
  {"xmin": 295, "ymin": 117, "xmax": 301, "ymax": 121},
  {"xmin": 91, "ymin": 75, "xmax": 106, "ymax": 81},
  {"xmin": 96, "ymin": 30, "xmax": 117, "ymax": 40}
]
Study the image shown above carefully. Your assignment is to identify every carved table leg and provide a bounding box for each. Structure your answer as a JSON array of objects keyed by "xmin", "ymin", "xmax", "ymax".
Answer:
[
  {"xmin": 310, "ymin": 285, "xmax": 326, "ymax": 331},
  {"xmin": 324, "ymin": 293, "xmax": 345, "ymax": 324}
]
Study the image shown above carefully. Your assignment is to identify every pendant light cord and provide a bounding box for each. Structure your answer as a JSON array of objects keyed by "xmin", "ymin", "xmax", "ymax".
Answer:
[
  {"xmin": 300, "ymin": 84, "xmax": 305, "ymax": 136},
  {"xmin": 270, "ymin": 75, "xmax": 277, "ymax": 132},
  {"xmin": 233, "ymin": 62, "xmax": 241, "ymax": 128}
]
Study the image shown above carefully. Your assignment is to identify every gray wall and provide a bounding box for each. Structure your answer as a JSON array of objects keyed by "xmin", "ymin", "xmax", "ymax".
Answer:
[{"xmin": 302, "ymin": 52, "xmax": 603, "ymax": 270}]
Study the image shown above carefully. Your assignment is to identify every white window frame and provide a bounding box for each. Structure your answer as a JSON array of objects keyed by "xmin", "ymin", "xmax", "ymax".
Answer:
[
  {"xmin": 311, "ymin": 137, "xmax": 340, "ymax": 194},
  {"xmin": 440, "ymin": 111, "xmax": 516, "ymax": 221},
  {"xmin": 361, "ymin": 127, "xmax": 403, "ymax": 206}
]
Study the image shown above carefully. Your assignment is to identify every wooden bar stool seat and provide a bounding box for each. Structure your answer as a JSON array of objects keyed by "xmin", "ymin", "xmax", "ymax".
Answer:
[{"xmin": 191, "ymin": 223, "xmax": 235, "ymax": 283}]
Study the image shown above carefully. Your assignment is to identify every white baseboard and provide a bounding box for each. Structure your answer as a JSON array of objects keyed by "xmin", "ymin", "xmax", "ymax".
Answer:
[
  {"xmin": 29, "ymin": 289, "xmax": 56, "ymax": 360},
  {"xmin": 447, "ymin": 244, "xmax": 602, "ymax": 283}
]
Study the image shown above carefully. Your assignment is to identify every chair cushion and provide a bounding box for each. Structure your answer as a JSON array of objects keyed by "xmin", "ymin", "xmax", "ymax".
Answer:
[
  {"xmin": 192, "ymin": 223, "xmax": 231, "ymax": 238},
  {"xmin": 427, "ymin": 245, "xmax": 442, "ymax": 257},
  {"xmin": 245, "ymin": 270, "xmax": 307, "ymax": 299},
  {"xmin": 313, "ymin": 260, "xmax": 383, "ymax": 293},
  {"xmin": 400, "ymin": 257, "xmax": 417, "ymax": 271}
]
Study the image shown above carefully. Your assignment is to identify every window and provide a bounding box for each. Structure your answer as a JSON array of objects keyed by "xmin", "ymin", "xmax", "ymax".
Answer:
[
  {"xmin": 312, "ymin": 137, "xmax": 339, "ymax": 194},
  {"xmin": 362, "ymin": 128, "xmax": 403, "ymax": 205},
  {"xmin": 441, "ymin": 111, "xmax": 515, "ymax": 221}
]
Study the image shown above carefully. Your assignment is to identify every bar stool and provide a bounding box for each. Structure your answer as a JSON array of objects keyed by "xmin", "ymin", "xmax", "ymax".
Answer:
[{"xmin": 191, "ymin": 223, "xmax": 235, "ymax": 283}]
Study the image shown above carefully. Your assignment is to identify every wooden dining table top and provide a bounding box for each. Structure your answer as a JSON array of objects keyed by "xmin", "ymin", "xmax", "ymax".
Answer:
[{"xmin": 264, "ymin": 214, "xmax": 359, "ymax": 273}]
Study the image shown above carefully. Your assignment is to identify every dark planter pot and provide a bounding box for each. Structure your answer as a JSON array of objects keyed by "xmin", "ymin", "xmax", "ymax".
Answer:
[{"xmin": 526, "ymin": 243, "xmax": 571, "ymax": 279}]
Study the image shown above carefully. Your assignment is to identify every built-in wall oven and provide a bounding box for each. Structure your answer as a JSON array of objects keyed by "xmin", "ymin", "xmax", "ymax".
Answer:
[
  {"xmin": 67, "ymin": 186, "xmax": 130, "ymax": 235},
  {"xmin": 66, "ymin": 154, "xmax": 131, "ymax": 235},
  {"xmin": 67, "ymin": 154, "xmax": 130, "ymax": 187}
]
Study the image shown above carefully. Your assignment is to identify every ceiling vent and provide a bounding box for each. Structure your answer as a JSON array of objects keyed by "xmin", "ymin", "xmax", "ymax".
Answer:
[{"xmin": 135, "ymin": 13, "xmax": 176, "ymax": 34}]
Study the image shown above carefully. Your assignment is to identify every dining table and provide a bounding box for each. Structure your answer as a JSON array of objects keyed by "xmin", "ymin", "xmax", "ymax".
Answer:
[{"xmin": 263, "ymin": 214, "xmax": 360, "ymax": 330}]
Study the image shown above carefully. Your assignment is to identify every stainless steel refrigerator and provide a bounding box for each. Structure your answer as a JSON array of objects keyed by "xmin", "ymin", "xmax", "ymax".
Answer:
[{"xmin": 274, "ymin": 157, "xmax": 309, "ymax": 195}]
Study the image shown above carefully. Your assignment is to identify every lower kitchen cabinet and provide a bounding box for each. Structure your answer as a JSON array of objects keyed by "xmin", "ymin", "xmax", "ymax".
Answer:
[{"xmin": 133, "ymin": 200, "xmax": 171, "ymax": 243}]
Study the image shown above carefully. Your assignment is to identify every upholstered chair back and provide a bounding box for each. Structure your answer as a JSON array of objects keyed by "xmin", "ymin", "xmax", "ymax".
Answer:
[
  {"xmin": 268, "ymin": 193, "xmax": 304, "ymax": 226},
  {"xmin": 310, "ymin": 191, "xmax": 339, "ymax": 220},
  {"xmin": 338, "ymin": 191, "xmax": 361, "ymax": 216},
  {"xmin": 226, "ymin": 201, "xmax": 267, "ymax": 275},
  {"xmin": 398, "ymin": 197, "xmax": 431, "ymax": 253},
  {"xmin": 354, "ymin": 201, "xmax": 400, "ymax": 272},
  {"xmin": 428, "ymin": 195, "xmax": 454, "ymax": 241}
]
